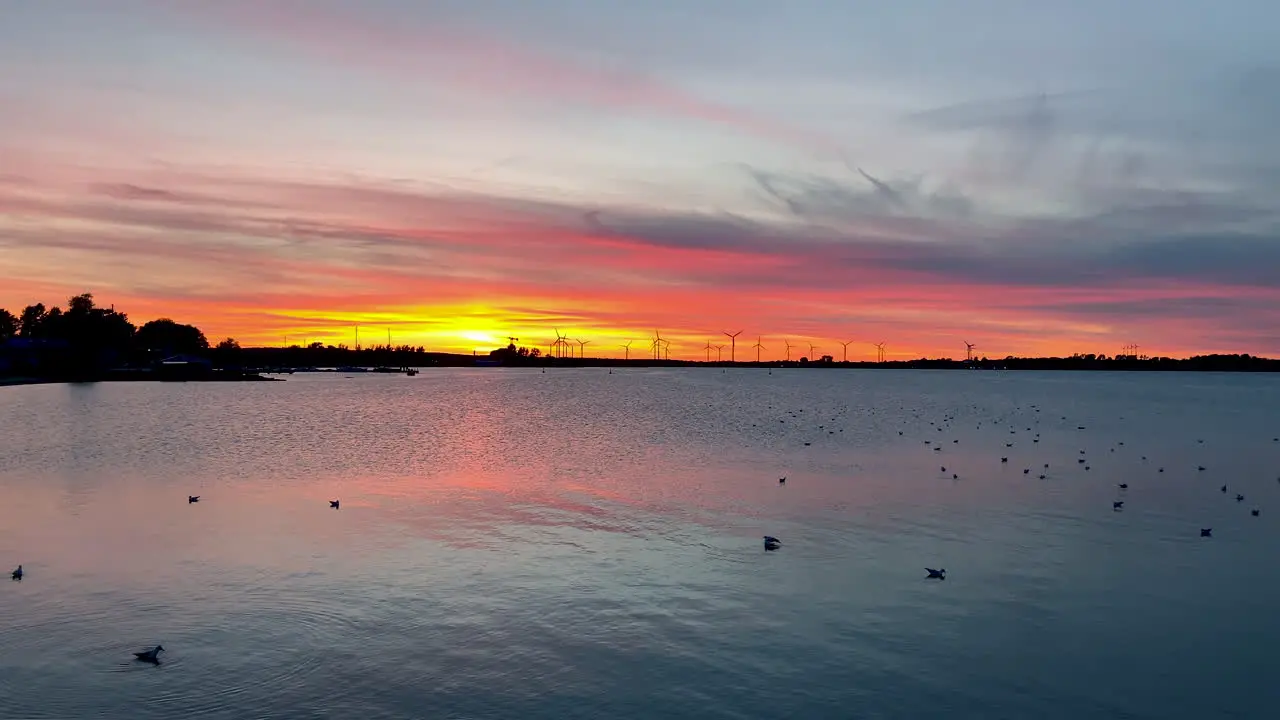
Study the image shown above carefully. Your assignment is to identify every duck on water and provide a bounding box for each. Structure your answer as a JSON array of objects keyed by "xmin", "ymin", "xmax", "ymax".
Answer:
[{"xmin": 133, "ymin": 645, "xmax": 165, "ymax": 664}]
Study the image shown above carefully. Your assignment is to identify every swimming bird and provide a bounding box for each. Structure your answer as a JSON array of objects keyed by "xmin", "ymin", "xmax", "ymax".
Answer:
[
  {"xmin": 779, "ymin": 477, "xmax": 786, "ymax": 484},
  {"xmin": 1113, "ymin": 501, "xmax": 1124, "ymax": 510},
  {"xmin": 1221, "ymin": 485, "xmax": 1228, "ymax": 493},
  {"xmin": 763, "ymin": 536, "xmax": 781, "ymax": 550},
  {"xmin": 11, "ymin": 565, "xmax": 21, "ymax": 581},
  {"xmin": 925, "ymin": 568, "xmax": 946, "ymax": 579},
  {"xmin": 940, "ymin": 466, "xmax": 946, "ymax": 472},
  {"xmin": 1001, "ymin": 457, "xmax": 1008, "ymax": 463},
  {"xmin": 1200, "ymin": 528, "xmax": 1212, "ymax": 537},
  {"xmin": 1118, "ymin": 483, "xmax": 1128, "ymax": 489},
  {"xmin": 1023, "ymin": 469, "xmax": 1030, "ymax": 474},
  {"xmin": 133, "ymin": 645, "xmax": 164, "ymax": 663},
  {"xmin": 188, "ymin": 495, "xmax": 199, "ymax": 503},
  {"xmin": 329, "ymin": 500, "xmax": 340, "ymax": 509},
  {"xmin": 1252, "ymin": 509, "xmax": 1260, "ymax": 517},
  {"xmin": 1236, "ymin": 494, "xmax": 1244, "ymax": 502},
  {"xmin": 1198, "ymin": 466, "xmax": 1206, "ymax": 472}
]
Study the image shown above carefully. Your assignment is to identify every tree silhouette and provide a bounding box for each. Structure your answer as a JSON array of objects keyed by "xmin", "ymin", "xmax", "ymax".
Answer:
[
  {"xmin": 18, "ymin": 303, "xmax": 47, "ymax": 338},
  {"xmin": 136, "ymin": 318, "xmax": 209, "ymax": 356},
  {"xmin": 0, "ymin": 309, "xmax": 16, "ymax": 340}
]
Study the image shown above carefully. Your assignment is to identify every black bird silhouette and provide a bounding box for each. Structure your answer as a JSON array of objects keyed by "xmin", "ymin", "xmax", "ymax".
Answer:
[
  {"xmin": 133, "ymin": 645, "xmax": 164, "ymax": 663},
  {"xmin": 1001, "ymin": 457, "xmax": 1008, "ymax": 463},
  {"xmin": 1118, "ymin": 483, "xmax": 1128, "ymax": 489},
  {"xmin": 1221, "ymin": 485, "xmax": 1228, "ymax": 493},
  {"xmin": 1200, "ymin": 528, "xmax": 1212, "ymax": 537},
  {"xmin": 329, "ymin": 500, "xmax": 340, "ymax": 509},
  {"xmin": 779, "ymin": 477, "xmax": 786, "ymax": 484},
  {"xmin": 1252, "ymin": 509, "xmax": 1260, "ymax": 517},
  {"xmin": 763, "ymin": 536, "xmax": 781, "ymax": 550},
  {"xmin": 11, "ymin": 565, "xmax": 21, "ymax": 581},
  {"xmin": 188, "ymin": 495, "xmax": 199, "ymax": 503},
  {"xmin": 940, "ymin": 466, "xmax": 946, "ymax": 472},
  {"xmin": 925, "ymin": 568, "xmax": 946, "ymax": 579},
  {"xmin": 1023, "ymin": 469, "xmax": 1030, "ymax": 474},
  {"xmin": 1198, "ymin": 466, "xmax": 1206, "ymax": 472},
  {"xmin": 1236, "ymin": 494, "xmax": 1244, "ymax": 502},
  {"xmin": 1113, "ymin": 501, "xmax": 1124, "ymax": 510}
]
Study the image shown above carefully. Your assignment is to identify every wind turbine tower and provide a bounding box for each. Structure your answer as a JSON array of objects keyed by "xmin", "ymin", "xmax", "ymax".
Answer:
[
  {"xmin": 874, "ymin": 342, "xmax": 886, "ymax": 363},
  {"xmin": 620, "ymin": 340, "xmax": 632, "ymax": 360},
  {"xmin": 753, "ymin": 336, "xmax": 765, "ymax": 363},
  {"xmin": 704, "ymin": 340, "xmax": 713, "ymax": 362},
  {"xmin": 723, "ymin": 330, "xmax": 743, "ymax": 363},
  {"xmin": 839, "ymin": 340, "xmax": 853, "ymax": 363},
  {"xmin": 578, "ymin": 339, "xmax": 590, "ymax": 358},
  {"xmin": 808, "ymin": 342, "xmax": 819, "ymax": 361},
  {"xmin": 713, "ymin": 344, "xmax": 724, "ymax": 362},
  {"xmin": 784, "ymin": 340, "xmax": 794, "ymax": 362},
  {"xmin": 964, "ymin": 341, "xmax": 976, "ymax": 362}
]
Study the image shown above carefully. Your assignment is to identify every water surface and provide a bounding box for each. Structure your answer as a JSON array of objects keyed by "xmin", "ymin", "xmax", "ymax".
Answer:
[{"xmin": 2, "ymin": 370, "xmax": 1279, "ymax": 718}]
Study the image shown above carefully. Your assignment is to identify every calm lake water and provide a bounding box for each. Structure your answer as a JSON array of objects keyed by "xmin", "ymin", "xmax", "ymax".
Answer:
[{"xmin": 2, "ymin": 369, "xmax": 1279, "ymax": 719}]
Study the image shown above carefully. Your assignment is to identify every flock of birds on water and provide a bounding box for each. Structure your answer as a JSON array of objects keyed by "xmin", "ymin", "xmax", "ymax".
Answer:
[
  {"xmin": 757, "ymin": 401, "xmax": 1277, "ymax": 576},
  {"xmin": 8, "ymin": 395, "xmax": 1279, "ymax": 664},
  {"xmin": 10, "ymin": 494, "xmax": 349, "ymax": 664}
]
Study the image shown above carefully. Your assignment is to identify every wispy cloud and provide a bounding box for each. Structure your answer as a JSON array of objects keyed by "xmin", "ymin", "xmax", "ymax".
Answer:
[
  {"xmin": 156, "ymin": 0, "xmax": 840, "ymax": 154},
  {"xmin": 3, "ymin": 159, "xmax": 1278, "ymax": 356}
]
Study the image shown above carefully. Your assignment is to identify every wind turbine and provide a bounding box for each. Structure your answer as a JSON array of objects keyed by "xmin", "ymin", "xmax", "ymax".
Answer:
[
  {"xmin": 578, "ymin": 339, "xmax": 591, "ymax": 358},
  {"xmin": 713, "ymin": 344, "xmax": 724, "ymax": 362},
  {"xmin": 874, "ymin": 342, "xmax": 886, "ymax": 363},
  {"xmin": 704, "ymin": 340, "xmax": 713, "ymax": 362},
  {"xmin": 651, "ymin": 330, "xmax": 664, "ymax": 360},
  {"xmin": 554, "ymin": 328, "xmax": 570, "ymax": 358},
  {"xmin": 784, "ymin": 340, "xmax": 794, "ymax": 362},
  {"xmin": 620, "ymin": 340, "xmax": 632, "ymax": 360},
  {"xmin": 964, "ymin": 341, "xmax": 976, "ymax": 362},
  {"xmin": 838, "ymin": 340, "xmax": 853, "ymax": 362},
  {"xmin": 723, "ymin": 330, "xmax": 743, "ymax": 363},
  {"xmin": 660, "ymin": 338, "xmax": 671, "ymax": 360},
  {"xmin": 752, "ymin": 336, "xmax": 765, "ymax": 363},
  {"xmin": 808, "ymin": 342, "xmax": 819, "ymax": 361}
]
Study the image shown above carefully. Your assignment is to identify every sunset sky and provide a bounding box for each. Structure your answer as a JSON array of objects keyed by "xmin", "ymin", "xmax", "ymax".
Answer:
[{"xmin": 3, "ymin": 0, "xmax": 1279, "ymax": 359}]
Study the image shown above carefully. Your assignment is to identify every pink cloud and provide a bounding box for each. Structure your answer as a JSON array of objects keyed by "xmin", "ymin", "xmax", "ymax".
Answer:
[
  {"xmin": 3, "ymin": 163, "xmax": 1279, "ymax": 358},
  {"xmin": 157, "ymin": 0, "xmax": 839, "ymax": 154}
]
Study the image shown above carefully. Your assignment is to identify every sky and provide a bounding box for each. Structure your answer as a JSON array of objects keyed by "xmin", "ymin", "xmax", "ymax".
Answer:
[{"xmin": 2, "ymin": 0, "xmax": 1279, "ymax": 360}]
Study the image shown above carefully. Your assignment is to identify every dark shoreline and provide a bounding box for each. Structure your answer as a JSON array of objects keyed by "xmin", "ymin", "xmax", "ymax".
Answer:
[{"xmin": 6, "ymin": 360, "xmax": 1279, "ymax": 388}]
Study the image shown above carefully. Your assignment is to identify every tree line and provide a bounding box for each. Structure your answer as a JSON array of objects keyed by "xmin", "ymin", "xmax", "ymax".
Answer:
[{"xmin": 0, "ymin": 294, "xmax": 243, "ymax": 377}]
